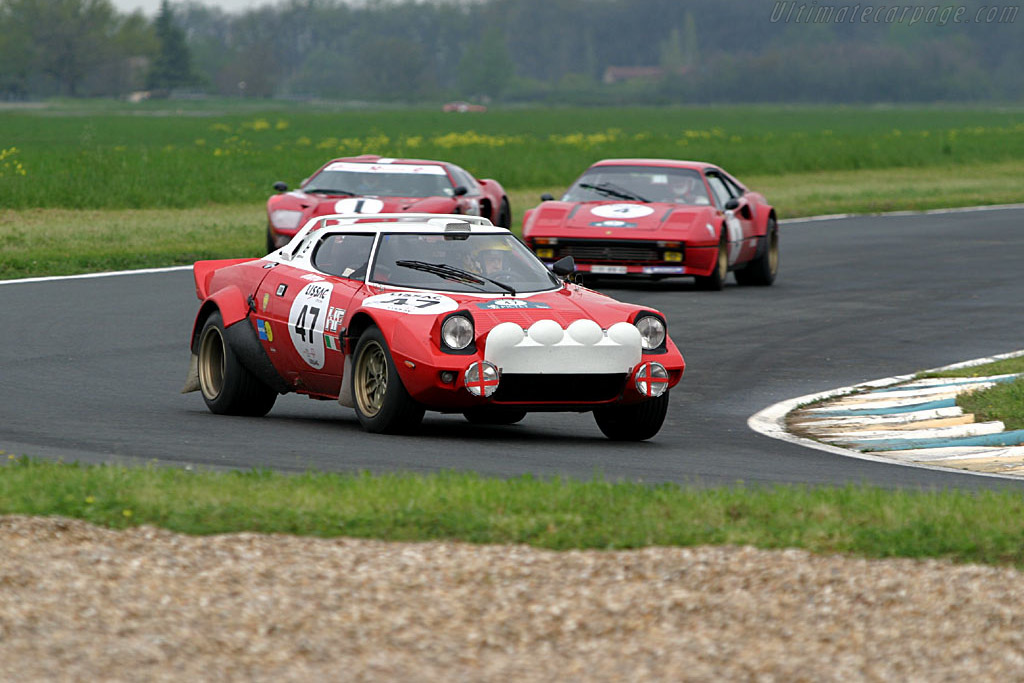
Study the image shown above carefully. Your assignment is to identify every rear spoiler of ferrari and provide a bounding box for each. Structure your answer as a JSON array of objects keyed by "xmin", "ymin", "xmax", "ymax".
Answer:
[{"xmin": 192, "ymin": 258, "xmax": 259, "ymax": 300}]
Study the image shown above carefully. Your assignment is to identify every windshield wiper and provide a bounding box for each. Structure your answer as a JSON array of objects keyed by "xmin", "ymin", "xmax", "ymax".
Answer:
[
  {"xmin": 395, "ymin": 260, "xmax": 516, "ymax": 295},
  {"xmin": 305, "ymin": 188, "xmax": 356, "ymax": 196},
  {"xmin": 578, "ymin": 182, "xmax": 648, "ymax": 203}
]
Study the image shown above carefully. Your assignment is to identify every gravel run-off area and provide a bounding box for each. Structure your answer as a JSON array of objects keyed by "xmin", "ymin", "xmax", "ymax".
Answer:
[{"xmin": 2, "ymin": 515, "xmax": 1024, "ymax": 681}]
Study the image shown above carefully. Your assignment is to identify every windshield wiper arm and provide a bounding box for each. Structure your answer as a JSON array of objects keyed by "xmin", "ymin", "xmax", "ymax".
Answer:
[
  {"xmin": 395, "ymin": 260, "xmax": 516, "ymax": 295},
  {"xmin": 305, "ymin": 188, "xmax": 356, "ymax": 196},
  {"xmin": 578, "ymin": 182, "xmax": 648, "ymax": 203}
]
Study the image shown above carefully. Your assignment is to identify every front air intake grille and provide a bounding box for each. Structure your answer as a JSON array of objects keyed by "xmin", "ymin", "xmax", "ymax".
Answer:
[
  {"xmin": 553, "ymin": 240, "xmax": 665, "ymax": 263},
  {"xmin": 492, "ymin": 373, "xmax": 627, "ymax": 403}
]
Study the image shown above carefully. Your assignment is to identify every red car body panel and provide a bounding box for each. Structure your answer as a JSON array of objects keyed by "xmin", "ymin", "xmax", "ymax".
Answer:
[
  {"xmin": 188, "ymin": 214, "xmax": 685, "ymax": 420},
  {"xmin": 266, "ymin": 155, "xmax": 510, "ymax": 251},
  {"xmin": 522, "ymin": 158, "xmax": 775, "ymax": 280}
]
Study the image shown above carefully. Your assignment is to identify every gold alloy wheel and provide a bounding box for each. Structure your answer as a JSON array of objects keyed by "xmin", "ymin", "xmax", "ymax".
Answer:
[
  {"xmin": 716, "ymin": 238, "xmax": 728, "ymax": 279},
  {"xmin": 354, "ymin": 339, "xmax": 388, "ymax": 417},
  {"xmin": 198, "ymin": 325, "xmax": 226, "ymax": 401},
  {"xmin": 767, "ymin": 228, "xmax": 779, "ymax": 276}
]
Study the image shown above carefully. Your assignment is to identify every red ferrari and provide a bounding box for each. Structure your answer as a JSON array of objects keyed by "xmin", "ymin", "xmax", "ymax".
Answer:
[
  {"xmin": 183, "ymin": 213, "xmax": 685, "ymax": 440},
  {"xmin": 522, "ymin": 158, "xmax": 779, "ymax": 290},
  {"xmin": 266, "ymin": 155, "xmax": 511, "ymax": 252}
]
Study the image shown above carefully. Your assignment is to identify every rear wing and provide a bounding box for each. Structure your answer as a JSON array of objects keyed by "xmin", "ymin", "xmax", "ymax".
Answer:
[{"xmin": 276, "ymin": 212, "xmax": 495, "ymax": 262}]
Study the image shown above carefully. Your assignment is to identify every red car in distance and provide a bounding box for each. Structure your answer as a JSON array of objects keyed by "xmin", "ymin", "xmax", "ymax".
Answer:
[
  {"xmin": 522, "ymin": 158, "xmax": 779, "ymax": 290},
  {"xmin": 266, "ymin": 155, "xmax": 511, "ymax": 252}
]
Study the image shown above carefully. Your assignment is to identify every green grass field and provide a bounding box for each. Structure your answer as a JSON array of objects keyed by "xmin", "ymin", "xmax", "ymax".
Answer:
[{"xmin": 3, "ymin": 101, "xmax": 1024, "ymax": 564}]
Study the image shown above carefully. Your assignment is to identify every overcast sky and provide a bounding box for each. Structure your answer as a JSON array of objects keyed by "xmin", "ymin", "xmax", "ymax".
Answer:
[{"xmin": 110, "ymin": 0, "xmax": 261, "ymax": 16}]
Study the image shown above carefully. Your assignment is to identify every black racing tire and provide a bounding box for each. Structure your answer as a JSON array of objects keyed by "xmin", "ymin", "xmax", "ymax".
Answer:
[
  {"xmin": 734, "ymin": 217, "xmax": 779, "ymax": 286},
  {"xmin": 496, "ymin": 196, "xmax": 512, "ymax": 229},
  {"xmin": 463, "ymin": 407, "xmax": 527, "ymax": 425},
  {"xmin": 694, "ymin": 231, "xmax": 727, "ymax": 291},
  {"xmin": 197, "ymin": 311, "xmax": 277, "ymax": 417},
  {"xmin": 351, "ymin": 326, "xmax": 425, "ymax": 434},
  {"xmin": 592, "ymin": 392, "xmax": 670, "ymax": 441}
]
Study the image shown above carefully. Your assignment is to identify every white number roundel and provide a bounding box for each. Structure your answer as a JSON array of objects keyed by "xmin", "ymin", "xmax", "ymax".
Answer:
[
  {"xmin": 334, "ymin": 198, "xmax": 384, "ymax": 214},
  {"xmin": 288, "ymin": 282, "xmax": 334, "ymax": 368},
  {"xmin": 590, "ymin": 204, "xmax": 655, "ymax": 219}
]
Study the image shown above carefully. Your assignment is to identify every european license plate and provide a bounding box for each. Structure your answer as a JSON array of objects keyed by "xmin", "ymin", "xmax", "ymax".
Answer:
[{"xmin": 590, "ymin": 265, "xmax": 628, "ymax": 274}]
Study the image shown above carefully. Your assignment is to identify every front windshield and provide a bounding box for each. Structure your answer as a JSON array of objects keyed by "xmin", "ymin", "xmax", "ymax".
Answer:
[
  {"xmin": 562, "ymin": 165, "xmax": 712, "ymax": 206},
  {"xmin": 305, "ymin": 162, "xmax": 454, "ymax": 198},
  {"xmin": 370, "ymin": 232, "xmax": 560, "ymax": 294}
]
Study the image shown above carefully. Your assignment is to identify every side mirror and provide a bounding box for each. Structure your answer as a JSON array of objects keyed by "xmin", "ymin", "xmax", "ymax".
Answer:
[
  {"xmin": 724, "ymin": 197, "xmax": 740, "ymax": 211},
  {"xmin": 551, "ymin": 255, "xmax": 576, "ymax": 277},
  {"xmin": 540, "ymin": 193, "xmax": 554, "ymax": 202},
  {"xmin": 453, "ymin": 185, "xmax": 469, "ymax": 196},
  {"xmin": 273, "ymin": 181, "xmax": 288, "ymax": 192}
]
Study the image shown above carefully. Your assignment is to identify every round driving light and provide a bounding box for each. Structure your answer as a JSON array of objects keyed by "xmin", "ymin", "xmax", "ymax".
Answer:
[
  {"xmin": 528, "ymin": 319, "xmax": 564, "ymax": 345},
  {"xmin": 464, "ymin": 361, "xmax": 500, "ymax": 397},
  {"xmin": 635, "ymin": 362, "xmax": 669, "ymax": 397},
  {"xmin": 567, "ymin": 319, "xmax": 603, "ymax": 346},
  {"xmin": 635, "ymin": 316, "xmax": 666, "ymax": 350},
  {"xmin": 441, "ymin": 315, "xmax": 474, "ymax": 350},
  {"xmin": 439, "ymin": 370, "xmax": 457, "ymax": 384}
]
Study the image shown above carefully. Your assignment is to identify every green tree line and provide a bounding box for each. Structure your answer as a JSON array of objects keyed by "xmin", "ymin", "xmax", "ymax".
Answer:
[{"xmin": 1, "ymin": 0, "xmax": 1021, "ymax": 103}]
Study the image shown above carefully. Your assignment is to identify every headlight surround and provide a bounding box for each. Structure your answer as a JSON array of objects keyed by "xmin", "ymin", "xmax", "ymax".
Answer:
[
  {"xmin": 441, "ymin": 314, "xmax": 475, "ymax": 351},
  {"xmin": 634, "ymin": 314, "xmax": 666, "ymax": 351},
  {"xmin": 269, "ymin": 209, "xmax": 303, "ymax": 230}
]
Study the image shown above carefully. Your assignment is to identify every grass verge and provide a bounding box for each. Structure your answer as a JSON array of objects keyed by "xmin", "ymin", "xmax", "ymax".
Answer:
[{"xmin": 3, "ymin": 458, "xmax": 1024, "ymax": 567}]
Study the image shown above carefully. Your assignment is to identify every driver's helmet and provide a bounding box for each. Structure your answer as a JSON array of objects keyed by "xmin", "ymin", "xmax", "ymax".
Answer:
[
  {"xmin": 468, "ymin": 242, "xmax": 513, "ymax": 276},
  {"xmin": 671, "ymin": 175, "xmax": 700, "ymax": 200}
]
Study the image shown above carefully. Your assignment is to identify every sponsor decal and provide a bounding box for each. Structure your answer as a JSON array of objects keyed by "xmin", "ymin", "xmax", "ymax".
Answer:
[
  {"xmin": 276, "ymin": 283, "xmax": 287, "ymax": 296},
  {"xmin": 288, "ymin": 282, "xmax": 335, "ymax": 369},
  {"xmin": 261, "ymin": 293, "xmax": 270, "ymax": 311},
  {"xmin": 256, "ymin": 319, "xmax": 273, "ymax": 342},
  {"xmin": 591, "ymin": 204, "xmax": 655, "ymax": 219},
  {"xmin": 301, "ymin": 273, "xmax": 325, "ymax": 282},
  {"xmin": 476, "ymin": 299, "xmax": 551, "ymax": 310},
  {"xmin": 362, "ymin": 292, "xmax": 458, "ymax": 315},
  {"xmin": 589, "ymin": 220, "xmax": 637, "ymax": 228},
  {"xmin": 323, "ymin": 161, "xmax": 446, "ymax": 175},
  {"xmin": 642, "ymin": 266, "xmax": 686, "ymax": 274},
  {"xmin": 325, "ymin": 306, "xmax": 346, "ymax": 332},
  {"xmin": 324, "ymin": 335, "xmax": 339, "ymax": 351}
]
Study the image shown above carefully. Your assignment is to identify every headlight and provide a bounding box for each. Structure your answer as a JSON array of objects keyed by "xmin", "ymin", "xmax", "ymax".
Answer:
[
  {"xmin": 270, "ymin": 209, "xmax": 303, "ymax": 230},
  {"xmin": 635, "ymin": 315, "xmax": 666, "ymax": 350},
  {"xmin": 441, "ymin": 315, "xmax": 474, "ymax": 350}
]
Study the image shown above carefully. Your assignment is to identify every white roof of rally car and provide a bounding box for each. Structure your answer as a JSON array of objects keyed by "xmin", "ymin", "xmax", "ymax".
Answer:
[{"xmin": 277, "ymin": 213, "xmax": 506, "ymax": 262}]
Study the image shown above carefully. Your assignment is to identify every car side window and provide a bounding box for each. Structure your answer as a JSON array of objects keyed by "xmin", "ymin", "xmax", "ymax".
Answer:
[
  {"xmin": 721, "ymin": 173, "xmax": 746, "ymax": 198},
  {"xmin": 312, "ymin": 233, "xmax": 375, "ymax": 279},
  {"xmin": 704, "ymin": 172, "xmax": 734, "ymax": 210},
  {"xmin": 449, "ymin": 166, "xmax": 481, "ymax": 196}
]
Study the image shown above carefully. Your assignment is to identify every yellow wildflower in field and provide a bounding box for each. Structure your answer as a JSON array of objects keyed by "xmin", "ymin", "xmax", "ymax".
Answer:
[
  {"xmin": 211, "ymin": 123, "xmax": 232, "ymax": 133},
  {"xmin": 317, "ymin": 137, "xmax": 340, "ymax": 150},
  {"xmin": 123, "ymin": 509, "xmax": 133, "ymax": 518},
  {"xmin": 275, "ymin": 119, "xmax": 289, "ymax": 131},
  {"xmin": 296, "ymin": 136, "xmax": 312, "ymax": 146},
  {"xmin": 244, "ymin": 118, "xmax": 271, "ymax": 132},
  {"xmin": 195, "ymin": 139, "xmax": 206, "ymax": 146},
  {"xmin": 403, "ymin": 135, "xmax": 423, "ymax": 148},
  {"xmin": 433, "ymin": 131, "xmax": 519, "ymax": 148},
  {"xmin": 0, "ymin": 147, "xmax": 27, "ymax": 177}
]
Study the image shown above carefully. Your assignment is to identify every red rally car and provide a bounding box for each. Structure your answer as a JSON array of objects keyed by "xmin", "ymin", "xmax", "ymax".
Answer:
[
  {"xmin": 266, "ymin": 155, "xmax": 511, "ymax": 252},
  {"xmin": 522, "ymin": 158, "xmax": 779, "ymax": 290},
  {"xmin": 183, "ymin": 213, "xmax": 685, "ymax": 441}
]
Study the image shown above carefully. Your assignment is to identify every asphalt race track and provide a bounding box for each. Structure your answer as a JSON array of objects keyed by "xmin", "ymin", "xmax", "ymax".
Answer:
[{"xmin": 3, "ymin": 207, "xmax": 1023, "ymax": 490}]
